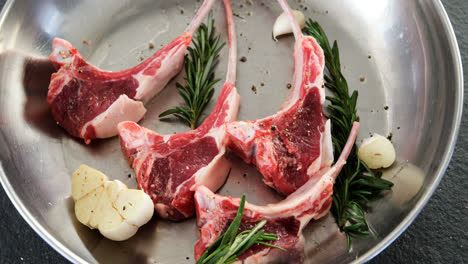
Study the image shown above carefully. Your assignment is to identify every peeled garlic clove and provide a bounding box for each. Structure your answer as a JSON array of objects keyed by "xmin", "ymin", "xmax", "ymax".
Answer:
[
  {"xmin": 72, "ymin": 165, "xmax": 109, "ymax": 200},
  {"xmin": 74, "ymin": 186, "xmax": 104, "ymax": 226},
  {"xmin": 100, "ymin": 220, "xmax": 138, "ymax": 242},
  {"xmin": 115, "ymin": 189, "xmax": 154, "ymax": 227},
  {"xmin": 358, "ymin": 134, "xmax": 396, "ymax": 169},
  {"xmin": 104, "ymin": 180, "xmax": 127, "ymax": 202},
  {"xmin": 89, "ymin": 186, "xmax": 119, "ymax": 229},
  {"xmin": 273, "ymin": 10, "xmax": 306, "ymax": 39}
]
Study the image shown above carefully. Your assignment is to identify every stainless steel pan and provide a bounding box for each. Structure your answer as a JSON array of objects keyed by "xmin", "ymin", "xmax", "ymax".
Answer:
[{"xmin": 0, "ymin": 0, "xmax": 462, "ymax": 263}]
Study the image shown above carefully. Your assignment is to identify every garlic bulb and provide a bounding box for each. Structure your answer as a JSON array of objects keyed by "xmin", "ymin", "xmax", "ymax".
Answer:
[
  {"xmin": 72, "ymin": 165, "xmax": 154, "ymax": 241},
  {"xmin": 273, "ymin": 10, "xmax": 306, "ymax": 39}
]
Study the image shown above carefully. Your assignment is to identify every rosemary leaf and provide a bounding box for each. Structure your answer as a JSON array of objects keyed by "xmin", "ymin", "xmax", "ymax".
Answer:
[
  {"xmin": 304, "ymin": 19, "xmax": 394, "ymax": 251},
  {"xmin": 197, "ymin": 195, "xmax": 286, "ymax": 264},
  {"xmin": 159, "ymin": 14, "xmax": 225, "ymax": 129}
]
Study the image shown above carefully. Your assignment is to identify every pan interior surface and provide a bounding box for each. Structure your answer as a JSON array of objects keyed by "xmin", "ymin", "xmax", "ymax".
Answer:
[{"xmin": 0, "ymin": 0, "xmax": 462, "ymax": 263}]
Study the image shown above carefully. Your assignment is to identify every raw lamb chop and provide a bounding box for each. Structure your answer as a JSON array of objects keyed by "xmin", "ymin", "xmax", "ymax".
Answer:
[
  {"xmin": 226, "ymin": 0, "xmax": 332, "ymax": 195},
  {"xmin": 47, "ymin": 0, "xmax": 216, "ymax": 144},
  {"xmin": 118, "ymin": 0, "xmax": 240, "ymax": 221},
  {"xmin": 194, "ymin": 122, "xmax": 360, "ymax": 263}
]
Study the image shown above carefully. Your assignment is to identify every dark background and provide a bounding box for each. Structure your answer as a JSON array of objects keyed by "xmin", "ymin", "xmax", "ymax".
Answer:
[{"xmin": 0, "ymin": 0, "xmax": 467, "ymax": 263}]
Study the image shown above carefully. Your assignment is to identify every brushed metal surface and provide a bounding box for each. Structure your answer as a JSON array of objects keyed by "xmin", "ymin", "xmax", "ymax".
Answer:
[{"xmin": 0, "ymin": 0, "xmax": 462, "ymax": 263}]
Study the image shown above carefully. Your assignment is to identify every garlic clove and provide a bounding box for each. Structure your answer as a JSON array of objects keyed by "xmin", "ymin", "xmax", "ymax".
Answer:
[
  {"xmin": 74, "ymin": 186, "xmax": 104, "ymax": 226},
  {"xmin": 72, "ymin": 164, "xmax": 109, "ymax": 200},
  {"xmin": 358, "ymin": 134, "xmax": 396, "ymax": 169},
  {"xmin": 115, "ymin": 189, "xmax": 154, "ymax": 227},
  {"xmin": 273, "ymin": 10, "xmax": 306, "ymax": 39}
]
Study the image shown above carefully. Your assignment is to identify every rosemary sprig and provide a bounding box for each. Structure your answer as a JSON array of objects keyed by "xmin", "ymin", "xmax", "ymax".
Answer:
[
  {"xmin": 197, "ymin": 195, "xmax": 286, "ymax": 264},
  {"xmin": 304, "ymin": 20, "xmax": 394, "ymax": 251},
  {"xmin": 159, "ymin": 15, "xmax": 225, "ymax": 129}
]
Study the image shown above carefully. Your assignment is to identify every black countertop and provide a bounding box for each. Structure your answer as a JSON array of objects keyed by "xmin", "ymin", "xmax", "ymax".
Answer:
[{"xmin": 0, "ymin": 0, "xmax": 467, "ymax": 263}]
